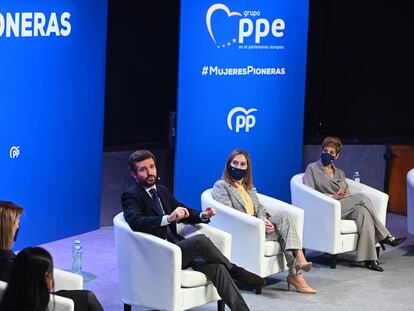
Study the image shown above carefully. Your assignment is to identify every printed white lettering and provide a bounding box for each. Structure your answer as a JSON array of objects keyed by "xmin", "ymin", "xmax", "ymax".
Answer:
[
  {"xmin": 271, "ymin": 19, "xmax": 285, "ymax": 37},
  {"xmin": 21, "ymin": 12, "xmax": 32, "ymax": 37},
  {"xmin": 239, "ymin": 18, "xmax": 253, "ymax": 43},
  {"xmin": 6, "ymin": 13, "xmax": 19, "ymax": 37},
  {"xmin": 255, "ymin": 19, "xmax": 269, "ymax": 43},
  {"xmin": 0, "ymin": 14, "xmax": 4, "ymax": 36},
  {"xmin": 46, "ymin": 13, "xmax": 60, "ymax": 36},
  {"xmin": 33, "ymin": 12, "xmax": 46, "ymax": 37},
  {"xmin": 0, "ymin": 12, "xmax": 72, "ymax": 38},
  {"xmin": 239, "ymin": 17, "xmax": 285, "ymax": 44},
  {"xmin": 60, "ymin": 12, "xmax": 71, "ymax": 36}
]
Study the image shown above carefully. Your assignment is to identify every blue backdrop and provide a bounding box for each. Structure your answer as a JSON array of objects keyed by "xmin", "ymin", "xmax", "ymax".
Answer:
[
  {"xmin": 175, "ymin": 0, "xmax": 309, "ymax": 208},
  {"xmin": 0, "ymin": 0, "xmax": 108, "ymax": 250}
]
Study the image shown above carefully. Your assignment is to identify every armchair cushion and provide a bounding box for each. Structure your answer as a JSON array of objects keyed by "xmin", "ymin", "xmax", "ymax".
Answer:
[
  {"xmin": 181, "ymin": 269, "xmax": 210, "ymax": 288},
  {"xmin": 53, "ymin": 268, "xmax": 83, "ymax": 291},
  {"xmin": 178, "ymin": 224, "xmax": 231, "ymax": 288},
  {"xmin": 264, "ymin": 241, "xmax": 282, "ymax": 257},
  {"xmin": 340, "ymin": 220, "xmax": 358, "ymax": 234}
]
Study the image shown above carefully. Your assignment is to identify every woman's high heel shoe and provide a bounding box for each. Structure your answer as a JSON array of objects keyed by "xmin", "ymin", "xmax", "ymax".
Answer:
[
  {"xmin": 379, "ymin": 235, "xmax": 407, "ymax": 250},
  {"xmin": 365, "ymin": 260, "xmax": 384, "ymax": 272},
  {"xmin": 286, "ymin": 275, "xmax": 317, "ymax": 294},
  {"xmin": 294, "ymin": 261, "xmax": 313, "ymax": 274}
]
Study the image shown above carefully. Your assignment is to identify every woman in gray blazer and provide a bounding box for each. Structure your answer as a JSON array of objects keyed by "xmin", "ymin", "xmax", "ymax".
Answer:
[
  {"xmin": 303, "ymin": 136, "xmax": 406, "ymax": 272},
  {"xmin": 213, "ymin": 149, "xmax": 316, "ymax": 294}
]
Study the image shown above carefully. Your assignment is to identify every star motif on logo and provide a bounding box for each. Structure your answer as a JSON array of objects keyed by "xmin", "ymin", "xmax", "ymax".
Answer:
[{"xmin": 206, "ymin": 4, "xmax": 241, "ymax": 47}]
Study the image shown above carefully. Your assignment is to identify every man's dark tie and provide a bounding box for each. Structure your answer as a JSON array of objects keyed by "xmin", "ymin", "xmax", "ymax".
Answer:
[
  {"xmin": 149, "ymin": 188, "xmax": 180, "ymax": 243},
  {"xmin": 149, "ymin": 188, "xmax": 164, "ymax": 215}
]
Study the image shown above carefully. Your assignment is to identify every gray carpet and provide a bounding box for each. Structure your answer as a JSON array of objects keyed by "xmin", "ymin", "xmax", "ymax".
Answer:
[{"xmin": 41, "ymin": 213, "xmax": 414, "ymax": 311}]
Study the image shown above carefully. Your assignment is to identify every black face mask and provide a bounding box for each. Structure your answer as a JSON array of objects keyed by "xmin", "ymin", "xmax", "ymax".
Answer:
[
  {"xmin": 320, "ymin": 152, "xmax": 335, "ymax": 166},
  {"xmin": 14, "ymin": 228, "xmax": 19, "ymax": 242},
  {"xmin": 228, "ymin": 166, "xmax": 247, "ymax": 181}
]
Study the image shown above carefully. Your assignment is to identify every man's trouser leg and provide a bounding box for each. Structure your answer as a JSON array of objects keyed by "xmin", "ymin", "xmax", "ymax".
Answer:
[{"xmin": 192, "ymin": 262, "xmax": 250, "ymax": 311}]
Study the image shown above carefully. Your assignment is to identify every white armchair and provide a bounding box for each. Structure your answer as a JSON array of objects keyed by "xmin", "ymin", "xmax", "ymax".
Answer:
[
  {"xmin": 407, "ymin": 168, "xmax": 414, "ymax": 235},
  {"xmin": 0, "ymin": 268, "xmax": 82, "ymax": 311},
  {"xmin": 113, "ymin": 212, "xmax": 231, "ymax": 311},
  {"xmin": 53, "ymin": 268, "xmax": 84, "ymax": 291},
  {"xmin": 201, "ymin": 188, "xmax": 304, "ymax": 292},
  {"xmin": 290, "ymin": 173, "xmax": 388, "ymax": 268}
]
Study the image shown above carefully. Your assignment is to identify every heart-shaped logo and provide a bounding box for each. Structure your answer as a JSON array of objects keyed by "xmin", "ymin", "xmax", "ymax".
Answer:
[{"xmin": 206, "ymin": 3, "xmax": 241, "ymax": 47}]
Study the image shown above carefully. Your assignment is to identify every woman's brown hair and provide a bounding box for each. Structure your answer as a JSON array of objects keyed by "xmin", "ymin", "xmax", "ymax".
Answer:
[
  {"xmin": 222, "ymin": 149, "xmax": 254, "ymax": 190},
  {"xmin": 0, "ymin": 201, "xmax": 24, "ymax": 250},
  {"xmin": 321, "ymin": 136, "xmax": 343, "ymax": 155}
]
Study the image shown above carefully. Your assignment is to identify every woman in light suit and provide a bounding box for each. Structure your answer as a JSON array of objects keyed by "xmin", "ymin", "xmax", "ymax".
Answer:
[
  {"xmin": 213, "ymin": 149, "xmax": 316, "ymax": 294},
  {"xmin": 303, "ymin": 136, "xmax": 406, "ymax": 271}
]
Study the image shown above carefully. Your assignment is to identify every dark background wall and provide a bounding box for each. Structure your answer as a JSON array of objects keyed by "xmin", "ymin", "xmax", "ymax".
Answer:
[
  {"xmin": 304, "ymin": 0, "xmax": 414, "ymax": 144},
  {"xmin": 104, "ymin": 0, "xmax": 414, "ymax": 148},
  {"xmin": 103, "ymin": 0, "xmax": 179, "ymax": 192},
  {"xmin": 104, "ymin": 0, "xmax": 179, "ymax": 148}
]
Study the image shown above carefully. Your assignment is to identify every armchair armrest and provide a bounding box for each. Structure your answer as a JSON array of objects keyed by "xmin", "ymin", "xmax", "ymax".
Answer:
[
  {"xmin": 257, "ymin": 193, "xmax": 304, "ymax": 242},
  {"xmin": 53, "ymin": 268, "xmax": 83, "ymax": 291},
  {"xmin": 1, "ymin": 280, "xmax": 75, "ymax": 311},
  {"xmin": 178, "ymin": 223, "xmax": 232, "ymax": 259},
  {"xmin": 290, "ymin": 174, "xmax": 342, "ymax": 253},
  {"xmin": 0, "ymin": 280, "xmax": 6, "ymax": 299},
  {"xmin": 347, "ymin": 178, "xmax": 388, "ymax": 224},
  {"xmin": 408, "ymin": 169, "xmax": 414, "ymax": 234},
  {"xmin": 50, "ymin": 294, "xmax": 75, "ymax": 311},
  {"xmin": 114, "ymin": 214, "xmax": 181, "ymax": 308},
  {"xmin": 201, "ymin": 189, "xmax": 265, "ymax": 273}
]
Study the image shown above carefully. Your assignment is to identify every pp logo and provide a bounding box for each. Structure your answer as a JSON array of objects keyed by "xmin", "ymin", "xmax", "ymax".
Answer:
[
  {"xmin": 206, "ymin": 3, "xmax": 285, "ymax": 48},
  {"xmin": 9, "ymin": 146, "xmax": 20, "ymax": 159},
  {"xmin": 227, "ymin": 107, "xmax": 257, "ymax": 133}
]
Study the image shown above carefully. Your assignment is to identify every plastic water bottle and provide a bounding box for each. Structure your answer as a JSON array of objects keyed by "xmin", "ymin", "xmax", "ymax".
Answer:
[
  {"xmin": 71, "ymin": 240, "xmax": 83, "ymax": 274},
  {"xmin": 353, "ymin": 171, "xmax": 360, "ymax": 183}
]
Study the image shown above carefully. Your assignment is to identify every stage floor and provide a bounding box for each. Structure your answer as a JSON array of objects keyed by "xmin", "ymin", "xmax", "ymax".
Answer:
[{"xmin": 41, "ymin": 213, "xmax": 414, "ymax": 311}]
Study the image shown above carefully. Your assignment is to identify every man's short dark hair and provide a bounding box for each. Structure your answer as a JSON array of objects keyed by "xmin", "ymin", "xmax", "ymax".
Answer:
[{"xmin": 128, "ymin": 150, "xmax": 157, "ymax": 172}]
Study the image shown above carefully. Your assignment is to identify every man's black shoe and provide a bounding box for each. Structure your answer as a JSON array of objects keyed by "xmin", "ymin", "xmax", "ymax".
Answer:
[{"xmin": 230, "ymin": 265, "xmax": 266, "ymax": 288}]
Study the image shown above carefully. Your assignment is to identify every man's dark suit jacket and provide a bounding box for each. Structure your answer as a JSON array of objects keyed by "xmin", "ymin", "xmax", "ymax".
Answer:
[{"xmin": 122, "ymin": 183, "xmax": 208, "ymax": 240}]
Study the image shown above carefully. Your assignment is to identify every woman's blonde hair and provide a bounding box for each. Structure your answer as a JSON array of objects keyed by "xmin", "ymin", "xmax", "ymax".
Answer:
[
  {"xmin": 222, "ymin": 149, "xmax": 254, "ymax": 190},
  {"xmin": 0, "ymin": 201, "xmax": 24, "ymax": 250}
]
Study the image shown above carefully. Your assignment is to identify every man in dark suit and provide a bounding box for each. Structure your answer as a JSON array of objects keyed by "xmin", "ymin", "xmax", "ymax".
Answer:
[{"xmin": 121, "ymin": 150, "xmax": 265, "ymax": 311}]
